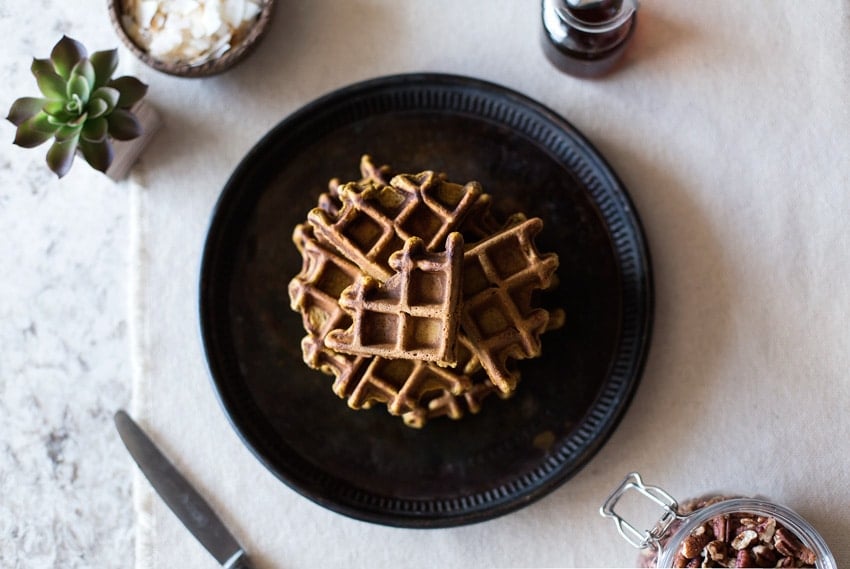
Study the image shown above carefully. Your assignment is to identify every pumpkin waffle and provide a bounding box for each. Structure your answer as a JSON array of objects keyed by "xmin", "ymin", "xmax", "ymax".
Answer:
[
  {"xmin": 459, "ymin": 192, "xmax": 527, "ymax": 244},
  {"xmin": 328, "ymin": 342, "xmax": 477, "ymax": 422},
  {"xmin": 344, "ymin": 356, "xmax": 472, "ymax": 418},
  {"xmin": 288, "ymin": 224, "xmax": 370, "ymax": 383},
  {"xmin": 289, "ymin": 160, "xmax": 562, "ymax": 427},
  {"xmin": 302, "ymin": 332, "xmax": 473, "ymax": 426},
  {"xmin": 460, "ymin": 217, "xmax": 559, "ymax": 394},
  {"xmin": 402, "ymin": 378, "xmax": 507, "ymax": 428},
  {"xmin": 402, "ymin": 307, "xmax": 565, "ymax": 427},
  {"xmin": 320, "ymin": 155, "xmax": 393, "ymax": 215},
  {"xmin": 288, "ymin": 215, "xmax": 471, "ymax": 424},
  {"xmin": 400, "ymin": 332, "xmax": 500, "ymax": 427},
  {"xmin": 325, "ymin": 232, "xmax": 464, "ymax": 366},
  {"xmin": 307, "ymin": 169, "xmax": 483, "ymax": 281},
  {"xmin": 327, "ymin": 154, "xmax": 393, "ymax": 195}
]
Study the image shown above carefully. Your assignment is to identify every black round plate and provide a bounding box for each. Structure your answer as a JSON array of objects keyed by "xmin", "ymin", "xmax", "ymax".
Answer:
[{"xmin": 199, "ymin": 73, "xmax": 653, "ymax": 528}]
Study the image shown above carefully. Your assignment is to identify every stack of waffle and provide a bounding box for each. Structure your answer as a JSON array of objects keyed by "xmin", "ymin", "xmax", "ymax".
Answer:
[{"xmin": 288, "ymin": 156, "xmax": 562, "ymax": 427}]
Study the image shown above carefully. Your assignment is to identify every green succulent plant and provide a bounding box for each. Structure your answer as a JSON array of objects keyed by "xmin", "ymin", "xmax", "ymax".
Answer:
[{"xmin": 6, "ymin": 35, "xmax": 149, "ymax": 178}]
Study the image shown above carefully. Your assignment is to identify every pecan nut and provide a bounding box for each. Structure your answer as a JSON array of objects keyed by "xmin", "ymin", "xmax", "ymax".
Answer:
[
  {"xmin": 680, "ymin": 525, "xmax": 712, "ymax": 558},
  {"xmin": 774, "ymin": 527, "xmax": 803, "ymax": 557},
  {"xmin": 730, "ymin": 529, "xmax": 758, "ymax": 551},
  {"xmin": 734, "ymin": 548, "xmax": 755, "ymax": 567}
]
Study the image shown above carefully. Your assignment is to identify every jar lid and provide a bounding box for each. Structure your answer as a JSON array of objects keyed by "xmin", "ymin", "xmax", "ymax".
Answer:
[
  {"xmin": 551, "ymin": 0, "xmax": 638, "ymax": 34},
  {"xmin": 600, "ymin": 472, "xmax": 679, "ymax": 550}
]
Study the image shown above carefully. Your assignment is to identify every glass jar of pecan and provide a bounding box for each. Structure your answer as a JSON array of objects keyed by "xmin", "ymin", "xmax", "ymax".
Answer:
[{"xmin": 600, "ymin": 473, "xmax": 836, "ymax": 568}]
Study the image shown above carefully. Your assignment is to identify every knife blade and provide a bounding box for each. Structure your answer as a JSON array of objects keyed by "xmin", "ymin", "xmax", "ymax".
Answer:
[{"xmin": 114, "ymin": 410, "xmax": 253, "ymax": 569}]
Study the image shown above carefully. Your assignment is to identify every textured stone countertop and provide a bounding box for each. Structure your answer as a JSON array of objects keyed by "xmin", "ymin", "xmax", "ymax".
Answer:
[{"xmin": 1, "ymin": 3, "xmax": 134, "ymax": 567}]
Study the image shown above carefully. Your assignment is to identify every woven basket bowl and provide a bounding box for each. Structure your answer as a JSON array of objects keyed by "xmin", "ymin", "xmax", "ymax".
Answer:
[{"xmin": 107, "ymin": 0, "xmax": 275, "ymax": 78}]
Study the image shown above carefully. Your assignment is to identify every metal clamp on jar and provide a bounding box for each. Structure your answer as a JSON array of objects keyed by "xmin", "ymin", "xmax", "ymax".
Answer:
[
  {"xmin": 541, "ymin": 0, "xmax": 638, "ymax": 78},
  {"xmin": 600, "ymin": 473, "xmax": 836, "ymax": 568}
]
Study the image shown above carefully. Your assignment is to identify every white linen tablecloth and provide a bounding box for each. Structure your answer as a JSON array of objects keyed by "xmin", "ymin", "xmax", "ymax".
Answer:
[{"xmin": 129, "ymin": 1, "xmax": 850, "ymax": 566}]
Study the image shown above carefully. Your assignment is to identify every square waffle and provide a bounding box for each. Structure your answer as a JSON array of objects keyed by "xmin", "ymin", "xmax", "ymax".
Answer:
[
  {"xmin": 345, "ymin": 356, "xmax": 472, "ymax": 417},
  {"xmin": 401, "ymin": 308, "xmax": 564, "ymax": 426},
  {"xmin": 320, "ymin": 154, "xmax": 393, "ymax": 215},
  {"xmin": 288, "ymin": 224, "xmax": 369, "ymax": 385},
  {"xmin": 289, "ymin": 213, "xmax": 472, "ymax": 424},
  {"xmin": 308, "ymin": 169, "xmax": 483, "ymax": 281},
  {"xmin": 325, "ymin": 233, "xmax": 464, "ymax": 366},
  {"xmin": 460, "ymin": 217, "xmax": 559, "ymax": 394}
]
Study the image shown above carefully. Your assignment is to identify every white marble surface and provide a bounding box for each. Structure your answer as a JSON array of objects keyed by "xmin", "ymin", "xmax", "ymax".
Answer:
[{"xmin": 0, "ymin": 2, "xmax": 134, "ymax": 567}]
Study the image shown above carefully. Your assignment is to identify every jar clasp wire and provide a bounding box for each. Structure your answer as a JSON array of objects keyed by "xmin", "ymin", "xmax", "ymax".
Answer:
[{"xmin": 600, "ymin": 472, "xmax": 680, "ymax": 550}]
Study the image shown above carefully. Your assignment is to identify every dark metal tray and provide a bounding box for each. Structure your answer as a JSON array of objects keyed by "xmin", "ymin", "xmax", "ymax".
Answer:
[{"xmin": 199, "ymin": 73, "xmax": 653, "ymax": 528}]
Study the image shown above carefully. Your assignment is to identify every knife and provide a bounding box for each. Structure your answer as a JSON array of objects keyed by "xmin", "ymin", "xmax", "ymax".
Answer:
[{"xmin": 114, "ymin": 410, "xmax": 254, "ymax": 569}]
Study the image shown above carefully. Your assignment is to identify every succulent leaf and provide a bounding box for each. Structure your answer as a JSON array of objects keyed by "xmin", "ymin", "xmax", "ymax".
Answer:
[
  {"xmin": 31, "ymin": 58, "xmax": 54, "ymax": 78},
  {"xmin": 46, "ymin": 135, "xmax": 79, "ymax": 178},
  {"xmin": 70, "ymin": 59, "xmax": 96, "ymax": 91},
  {"xmin": 107, "ymin": 108, "xmax": 143, "ymax": 140},
  {"xmin": 79, "ymin": 138, "xmax": 114, "ymax": 173},
  {"xmin": 55, "ymin": 123, "xmax": 83, "ymax": 142},
  {"xmin": 108, "ymin": 76, "xmax": 148, "ymax": 109},
  {"xmin": 67, "ymin": 74, "xmax": 91, "ymax": 104},
  {"xmin": 90, "ymin": 86, "xmax": 120, "ymax": 114},
  {"xmin": 87, "ymin": 98, "xmax": 109, "ymax": 120},
  {"xmin": 14, "ymin": 112, "xmax": 59, "ymax": 148},
  {"xmin": 67, "ymin": 111, "xmax": 88, "ymax": 128},
  {"xmin": 50, "ymin": 36, "xmax": 87, "ymax": 80},
  {"xmin": 36, "ymin": 70, "xmax": 66, "ymax": 100},
  {"xmin": 6, "ymin": 97, "xmax": 47, "ymax": 126},
  {"xmin": 42, "ymin": 99, "xmax": 67, "ymax": 116},
  {"xmin": 81, "ymin": 117, "xmax": 108, "ymax": 142},
  {"xmin": 45, "ymin": 108, "xmax": 78, "ymax": 125},
  {"xmin": 90, "ymin": 49, "xmax": 119, "ymax": 88}
]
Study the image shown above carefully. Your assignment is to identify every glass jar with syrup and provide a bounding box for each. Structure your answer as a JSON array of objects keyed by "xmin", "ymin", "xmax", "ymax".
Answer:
[{"xmin": 541, "ymin": 0, "xmax": 638, "ymax": 78}]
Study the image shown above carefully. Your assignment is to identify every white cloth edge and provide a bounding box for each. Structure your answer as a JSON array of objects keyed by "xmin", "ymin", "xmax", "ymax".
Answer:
[{"xmin": 129, "ymin": 174, "xmax": 156, "ymax": 569}]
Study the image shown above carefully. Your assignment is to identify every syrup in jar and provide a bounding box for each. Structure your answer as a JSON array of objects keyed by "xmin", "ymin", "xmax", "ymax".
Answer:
[{"xmin": 541, "ymin": 0, "xmax": 638, "ymax": 78}]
